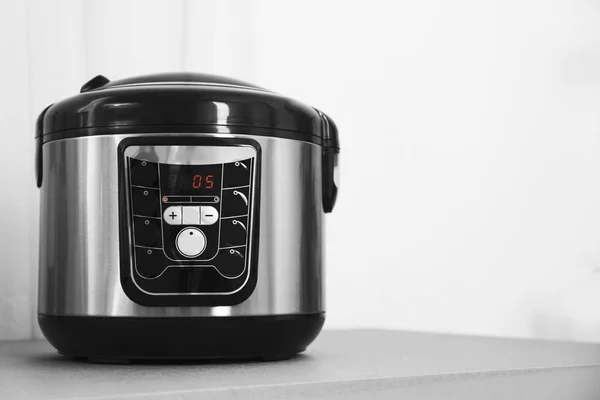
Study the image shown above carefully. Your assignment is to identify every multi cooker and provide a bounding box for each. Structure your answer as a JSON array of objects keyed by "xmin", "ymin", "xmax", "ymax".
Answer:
[{"xmin": 35, "ymin": 73, "xmax": 339, "ymax": 361}]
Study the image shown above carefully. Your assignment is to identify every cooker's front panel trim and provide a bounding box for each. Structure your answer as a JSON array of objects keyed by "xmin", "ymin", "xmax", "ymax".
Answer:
[{"xmin": 117, "ymin": 137, "xmax": 261, "ymax": 306}]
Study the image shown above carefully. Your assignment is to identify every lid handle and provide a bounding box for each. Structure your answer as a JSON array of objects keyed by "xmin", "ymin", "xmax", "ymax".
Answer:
[{"xmin": 80, "ymin": 75, "xmax": 110, "ymax": 93}]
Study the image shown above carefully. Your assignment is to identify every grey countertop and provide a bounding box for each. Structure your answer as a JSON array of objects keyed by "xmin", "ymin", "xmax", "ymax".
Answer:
[{"xmin": 1, "ymin": 329, "xmax": 600, "ymax": 399}]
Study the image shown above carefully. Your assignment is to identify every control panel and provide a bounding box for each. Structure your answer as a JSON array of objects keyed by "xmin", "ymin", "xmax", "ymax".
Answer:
[{"xmin": 120, "ymin": 142, "xmax": 259, "ymax": 301}]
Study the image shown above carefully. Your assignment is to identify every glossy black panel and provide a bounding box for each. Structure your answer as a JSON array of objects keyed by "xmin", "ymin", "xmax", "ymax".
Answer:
[
  {"xmin": 134, "ymin": 266, "xmax": 247, "ymax": 294},
  {"xmin": 214, "ymin": 247, "xmax": 247, "ymax": 278},
  {"xmin": 220, "ymin": 217, "xmax": 248, "ymax": 248},
  {"xmin": 134, "ymin": 247, "xmax": 169, "ymax": 279},
  {"xmin": 119, "ymin": 137, "xmax": 261, "ymax": 306},
  {"xmin": 131, "ymin": 187, "xmax": 160, "ymax": 217},
  {"xmin": 129, "ymin": 158, "xmax": 159, "ymax": 187},
  {"xmin": 133, "ymin": 217, "xmax": 162, "ymax": 248},
  {"xmin": 221, "ymin": 187, "xmax": 250, "ymax": 218},
  {"xmin": 223, "ymin": 158, "xmax": 251, "ymax": 188}
]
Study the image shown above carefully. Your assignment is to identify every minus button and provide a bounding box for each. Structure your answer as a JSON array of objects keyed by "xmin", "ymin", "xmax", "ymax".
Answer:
[{"xmin": 200, "ymin": 206, "xmax": 219, "ymax": 225}]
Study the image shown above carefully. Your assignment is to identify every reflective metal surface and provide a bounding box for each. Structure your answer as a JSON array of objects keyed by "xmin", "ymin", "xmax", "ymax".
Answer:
[
  {"xmin": 123, "ymin": 145, "xmax": 257, "ymax": 165},
  {"xmin": 38, "ymin": 134, "xmax": 324, "ymax": 316}
]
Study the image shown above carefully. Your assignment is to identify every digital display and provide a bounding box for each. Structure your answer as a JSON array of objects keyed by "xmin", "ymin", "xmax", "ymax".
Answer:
[
  {"xmin": 168, "ymin": 173, "xmax": 215, "ymax": 190},
  {"xmin": 159, "ymin": 163, "xmax": 222, "ymax": 195}
]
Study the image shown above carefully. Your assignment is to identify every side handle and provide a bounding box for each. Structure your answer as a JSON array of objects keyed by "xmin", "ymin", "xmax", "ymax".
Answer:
[
  {"xmin": 318, "ymin": 111, "xmax": 340, "ymax": 213},
  {"xmin": 35, "ymin": 105, "xmax": 53, "ymax": 188}
]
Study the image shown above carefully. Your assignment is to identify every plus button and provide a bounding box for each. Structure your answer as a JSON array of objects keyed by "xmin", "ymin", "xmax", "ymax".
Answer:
[{"xmin": 163, "ymin": 206, "xmax": 182, "ymax": 225}]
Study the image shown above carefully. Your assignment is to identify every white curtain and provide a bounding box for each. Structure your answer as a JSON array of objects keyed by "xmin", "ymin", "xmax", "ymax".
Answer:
[{"xmin": 3, "ymin": 0, "xmax": 600, "ymax": 342}]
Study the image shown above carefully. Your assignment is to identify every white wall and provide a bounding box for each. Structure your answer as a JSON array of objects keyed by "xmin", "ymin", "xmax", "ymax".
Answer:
[
  {"xmin": 0, "ymin": 0, "xmax": 35, "ymax": 340},
  {"xmin": 2, "ymin": 0, "xmax": 600, "ymax": 342}
]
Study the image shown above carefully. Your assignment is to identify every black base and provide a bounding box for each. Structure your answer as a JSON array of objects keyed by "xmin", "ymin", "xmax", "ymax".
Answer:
[{"xmin": 38, "ymin": 313, "xmax": 324, "ymax": 363}]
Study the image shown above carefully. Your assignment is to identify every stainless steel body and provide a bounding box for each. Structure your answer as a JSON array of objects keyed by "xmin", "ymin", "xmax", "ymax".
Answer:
[{"xmin": 38, "ymin": 133, "xmax": 324, "ymax": 317}]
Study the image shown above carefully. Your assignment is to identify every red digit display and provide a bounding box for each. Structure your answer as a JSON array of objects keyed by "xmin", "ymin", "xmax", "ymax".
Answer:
[
  {"xmin": 161, "ymin": 164, "xmax": 220, "ymax": 195},
  {"xmin": 192, "ymin": 174, "xmax": 202, "ymax": 188}
]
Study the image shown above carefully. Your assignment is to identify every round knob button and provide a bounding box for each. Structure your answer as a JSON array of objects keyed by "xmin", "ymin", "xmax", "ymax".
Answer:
[{"xmin": 176, "ymin": 227, "xmax": 206, "ymax": 258}]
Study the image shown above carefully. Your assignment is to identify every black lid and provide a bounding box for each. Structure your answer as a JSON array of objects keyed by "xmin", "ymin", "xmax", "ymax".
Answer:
[{"xmin": 37, "ymin": 72, "xmax": 339, "ymax": 149}]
